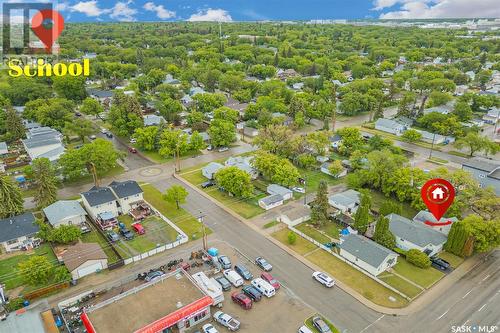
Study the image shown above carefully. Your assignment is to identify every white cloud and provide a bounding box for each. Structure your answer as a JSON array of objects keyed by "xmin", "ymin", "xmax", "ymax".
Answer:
[
  {"xmin": 187, "ymin": 8, "xmax": 232, "ymax": 22},
  {"xmin": 55, "ymin": 2, "xmax": 69, "ymax": 11},
  {"xmin": 109, "ymin": 1, "xmax": 137, "ymax": 21},
  {"xmin": 376, "ymin": 0, "xmax": 500, "ymax": 19},
  {"xmin": 70, "ymin": 0, "xmax": 109, "ymax": 17},
  {"xmin": 143, "ymin": 2, "xmax": 175, "ymax": 20}
]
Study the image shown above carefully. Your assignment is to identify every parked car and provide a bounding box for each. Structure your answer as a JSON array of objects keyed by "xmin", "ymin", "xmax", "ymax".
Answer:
[
  {"xmin": 145, "ymin": 271, "xmax": 165, "ymax": 282},
  {"xmin": 130, "ymin": 138, "xmax": 137, "ymax": 143},
  {"xmin": 234, "ymin": 264, "xmax": 253, "ymax": 280},
  {"xmin": 251, "ymin": 278, "xmax": 275, "ymax": 298},
  {"xmin": 201, "ymin": 180, "xmax": 215, "ymax": 188},
  {"xmin": 80, "ymin": 224, "xmax": 91, "ymax": 234},
  {"xmin": 255, "ymin": 257, "xmax": 273, "ymax": 271},
  {"xmin": 312, "ymin": 271, "xmax": 334, "ymax": 288},
  {"xmin": 292, "ymin": 187, "xmax": 306, "ymax": 193},
  {"xmin": 89, "ymin": 135, "xmax": 97, "ymax": 140},
  {"xmin": 298, "ymin": 325, "xmax": 314, "ymax": 333},
  {"xmin": 106, "ymin": 231, "xmax": 120, "ymax": 242},
  {"xmin": 218, "ymin": 146, "xmax": 229, "ymax": 152},
  {"xmin": 242, "ymin": 285, "xmax": 262, "ymax": 302},
  {"xmin": 430, "ymin": 256, "xmax": 450, "ymax": 271},
  {"xmin": 312, "ymin": 316, "xmax": 332, "ymax": 333},
  {"xmin": 75, "ymin": 111, "xmax": 82, "ymax": 117},
  {"xmin": 213, "ymin": 311, "xmax": 240, "ymax": 331},
  {"xmin": 202, "ymin": 324, "xmax": 219, "ymax": 333},
  {"xmin": 132, "ymin": 223, "xmax": 145, "ymax": 235},
  {"xmin": 128, "ymin": 147, "xmax": 137, "ymax": 153},
  {"xmin": 100, "ymin": 128, "xmax": 107, "ymax": 134},
  {"xmin": 215, "ymin": 276, "xmax": 232, "ymax": 291},
  {"xmin": 260, "ymin": 272, "xmax": 280, "ymax": 290},
  {"xmin": 223, "ymin": 269, "xmax": 244, "ymax": 287},
  {"xmin": 106, "ymin": 132, "xmax": 113, "ymax": 138},
  {"xmin": 231, "ymin": 291, "xmax": 252, "ymax": 310},
  {"xmin": 218, "ymin": 255, "xmax": 232, "ymax": 269},
  {"xmin": 119, "ymin": 228, "xmax": 134, "ymax": 240},
  {"xmin": 207, "ymin": 145, "xmax": 213, "ymax": 151}
]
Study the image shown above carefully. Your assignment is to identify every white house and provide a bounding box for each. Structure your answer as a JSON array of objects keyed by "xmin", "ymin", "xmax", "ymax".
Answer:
[
  {"xmin": 243, "ymin": 127, "xmax": 259, "ymax": 137},
  {"xmin": 278, "ymin": 206, "xmax": 311, "ymax": 226},
  {"xmin": 108, "ymin": 180, "xmax": 144, "ymax": 214},
  {"xmin": 339, "ymin": 234, "xmax": 398, "ymax": 276},
  {"xmin": 267, "ymin": 184, "xmax": 293, "ymax": 201},
  {"xmin": 225, "ymin": 156, "xmax": 259, "ymax": 180},
  {"xmin": 80, "ymin": 186, "xmax": 119, "ymax": 220},
  {"xmin": 320, "ymin": 162, "xmax": 347, "ymax": 178},
  {"xmin": 0, "ymin": 213, "xmax": 40, "ymax": 252},
  {"xmin": 202, "ymin": 162, "xmax": 224, "ymax": 180},
  {"xmin": 43, "ymin": 200, "xmax": 87, "ymax": 227},
  {"xmin": 143, "ymin": 114, "xmax": 166, "ymax": 127},
  {"xmin": 387, "ymin": 213, "xmax": 447, "ymax": 256},
  {"xmin": 328, "ymin": 190, "xmax": 361, "ymax": 214},
  {"xmin": 375, "ymin": 118, "xmax": 406, "ymax": 136},
  {"xmin": 22, "ymin": 127, "xmax": 65, "ymax": 162},
  {"xmin": 62, "ymin": 242, "xmax": 108, "ymax": 280},
  {"xmin": 329, "ymin": 134, "xmax": 342, "ymax": 149},
  {"xmin": 258, "ymin": 194, "xmax": 284, "ymax": 210},
  {"xmin": 482, "ymin": 107, "xmax": 500, "ymax": 124},
  {"xmin": 413, "ymin": 210, "xmax": 458, "ymax": 236},
  {"xmin": 416, "ymin": 129, "xmax": 455, "ymax": 145}
]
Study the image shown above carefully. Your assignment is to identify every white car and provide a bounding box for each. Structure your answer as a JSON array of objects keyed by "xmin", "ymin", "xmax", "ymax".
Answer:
[
  {"xmin": 292, "ymin": 187, "xmax": 305, "ymax": 193},
  {"xmin": 312, "ymin": 271, "xmax": 335, "ymax": 288},
  {"xmin": 100, "ymin": 127, "xmax": 107, "ymax": 134},
  {"xmin": 202, "ymin": 323, "xmax": 219, "ymax": 333},
  {"xmin": 218, "ymin": 146, "xmax": 229, "ymax": 152},
  {"xmin": 130, "ymin": 138, "xmax": 137, "ymax": 144}
]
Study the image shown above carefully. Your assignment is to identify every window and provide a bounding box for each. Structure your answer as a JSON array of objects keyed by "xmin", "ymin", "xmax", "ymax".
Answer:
[{"xmin": 7, "ymin": 239, "xmax": 18, "ymax": 245}]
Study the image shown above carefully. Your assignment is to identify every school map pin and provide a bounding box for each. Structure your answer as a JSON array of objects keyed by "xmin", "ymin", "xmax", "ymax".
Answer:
[
  {"xmin": 31, "ymin": 9, "xmax": 65, "ymax": 53},
  {"xmin": 421, "ymin": 178, "xmax": 455, "ymax": 224}
]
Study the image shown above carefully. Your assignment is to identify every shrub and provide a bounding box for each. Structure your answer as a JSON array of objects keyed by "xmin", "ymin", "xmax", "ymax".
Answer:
[
  {"xmin": 406, "ymin": 249, "xmax": 431, "ymax": 268},
  {"xmin": 287, "ymin": 231, "xmax": 297, "ymax": 245}
]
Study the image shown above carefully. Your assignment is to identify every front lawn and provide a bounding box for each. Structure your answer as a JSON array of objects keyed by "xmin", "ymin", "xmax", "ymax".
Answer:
[
  {"xmin": 295, "ymin": 223, "xmax": 332, "ymax": 244},
  {"xmin": 299, "ymin": 168, "xmax": 344, "ymax": 192},
  {"xmin": 305, "ymin": 315, "xmax": 340, "ymax": 333},
  {"xmin": 272, "ymin": 229, "xmax": 317, "ymax": 256},
  {"xmin": 306, "ymin": 249, "xmax": 408, "ymax": 308},
  {"xmin": 0, "ymin": 244, "xmax": 61, "ymax": 291},
  {"xmin": 392, "ymin": 257, "xmax": 445, "ymax": 288},
  {"xmin": 63, "ymin": 165, "xmax": 125, "ymax": 187},
  {"xmin": 141, "ymin": 184, "xmax": 211, "ymax": 239},
  {"xmin": 378, "ymin": 273, "xmax": 422, "ymax": 299},
  {"xmin": 439, "ymin": 251, "xmax": 464, "ymax": 268},
  {"xmin": 263, "ymin": 220, "xmax": 280, "ymax": 229}
]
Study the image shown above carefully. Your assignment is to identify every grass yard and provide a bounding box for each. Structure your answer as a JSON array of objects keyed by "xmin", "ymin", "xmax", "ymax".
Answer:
[
  {"xmin": 378, "ymin": 273, "xmax": 422, "ymax": 299},
  {"xmin": 300, "ymin": 168, "xmax": 344, "ymax": 192},
  {"xmin": 0, "ymin": 244, "xmax": 60, "ymax": 291},
  {"xmin": 370, "ymin": 190, "xmax": 418, "ymax": 219},
  {"xmin": 272, "ymin": 229, "xmax": 318, "ymax": 256},
  {"xmin": 63, "ymin": 165, "xmax": 125, "ymax": 187},
  {"xmin": 141, "ymin": 184, "xmax": 211, "ymax": 239},
  {"xmin": 392, "ymin": 257, "xmax": 445, "ymax": 288},
  {"xmin": 306, "ymin": 249, "xmax": 408, "ymax": 308},
  {"xmin": 263, "ymin": 220, "xmax": 280, "ymax": 229},
  {"xmin": 427, "ymin": 157, "xmax": 448, "ymax": 164},
  {"xmin": 360, "ymin": 127, "xmax": 439, "ymax": 150},
  {"xmin": 295, "ymin": 223, "xmax": 332, "ymax": 244},
  {"xmin": 448, "ymin": 151, "xmax": 471, "ymax": 158},
  {"xmin": 318, "ymin": 222, "xmax": 342, "ymax": 240},
  {"xmin": 80, "ymin": 229, "xmax": 121, "ymax": 264},
  {"xmin": 305, "ymin": 315, "xmax": 340, "ymax": 333},
  {"xmin": 439, "ymin": 251, "xmax": 464, "ymax": 268},
  {"xmin": 181, "ymin": 169, "xmax": 265, "ymax": 219}
]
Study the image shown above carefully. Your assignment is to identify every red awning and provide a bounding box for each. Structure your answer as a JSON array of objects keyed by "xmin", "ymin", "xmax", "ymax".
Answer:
[
  {"xmin": 134, "ymin": 296, "xmax": 213, "ymax": 333},
  {"xmin": 81, "ymin": 312, "xmax": 97, "ymax": 333}
]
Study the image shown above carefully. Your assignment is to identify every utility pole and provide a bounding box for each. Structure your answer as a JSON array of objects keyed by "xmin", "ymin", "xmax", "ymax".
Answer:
[
  {"xmin": 492, "ymin": 109, "xmax": 500, "ymax": 139},
  {"xmin": 429, "ymin": 132, "xmax": 436, "ymax": 159},
  {"xmin": 197, "ymin": 212, "xmax": 207, "ymax": 251}
]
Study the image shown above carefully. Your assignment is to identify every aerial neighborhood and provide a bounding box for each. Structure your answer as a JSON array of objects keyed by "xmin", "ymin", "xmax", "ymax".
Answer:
[{"xmin": 0, "ymin": 12, "xmax": 498, "ymax": 333}]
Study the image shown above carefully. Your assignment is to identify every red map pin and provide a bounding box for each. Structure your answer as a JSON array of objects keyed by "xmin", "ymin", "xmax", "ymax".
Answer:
[
  {"xmin": 31, "ymin": 9, "xmax": 65, "ymax": 53},
  {"xmin": 421, "ymin": 178, "xmax": 455, "ymax": 224}
]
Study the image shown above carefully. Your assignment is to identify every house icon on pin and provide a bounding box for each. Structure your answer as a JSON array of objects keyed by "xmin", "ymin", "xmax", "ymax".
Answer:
[{"xmin": 432, "ymin": 187, "xmax": 445, "ymax": 200}]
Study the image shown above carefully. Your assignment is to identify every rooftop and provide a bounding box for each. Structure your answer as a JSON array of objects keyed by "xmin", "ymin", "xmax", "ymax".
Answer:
[
  {"xmin": 375, "ymin": 118, "xmax": 405, "ymax": 129},
  {"xmin": 0, "ymin": 213, "xmax": 38, "ymax": 243},
  {"xmin": 387, "ymin": 213, "xmax": 447, "ymax": 247},
  {"xmin": 43, "ymin": 200, "xmax": 87, "ymax": 226},
  {"xmin": 413, "ymin": 210, "xmax": 458, "ymax": 225},
  {"xmin": 62, "ymin": 242, "xmax": 107, "ymax": 272},
  {"xmin": 81, "ymin": 187, "xmax": 117, "ymax": 207},
  {"xmin": 339, "ymin": 233, "xmax": 397, "ymax": 268},
  {"xmin": 267, "ymin": 184, "xmax": 292, "ymax": 197},
  {"xmin": 108, "ymin": 180, "xmax": 143, "ymax": 199},
  {"xmin": 260, "ymin": 194, "xmax": 283, "ymax": 206},
  {"xmin": 85, "ymin": 270, "xmax": 208, "ymax": 333},
  {"xmin": 329, "ymin": 189, "xmax": 360, "ymax": 207}
]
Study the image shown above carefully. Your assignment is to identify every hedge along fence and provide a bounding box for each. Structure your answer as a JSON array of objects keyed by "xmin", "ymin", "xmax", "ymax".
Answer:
[
  {"xmin": 287, "ymin": 225, "xmax": 412, "ymax": 301},
  {"xmin": 23, "ymin": 280, "xmax": 71, "ymax": 301}
]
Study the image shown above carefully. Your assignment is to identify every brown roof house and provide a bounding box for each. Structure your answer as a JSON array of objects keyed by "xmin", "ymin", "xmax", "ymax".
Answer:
[{"xmin": 62, "ymin": 242, "xmax": 108, "ymax": 280}]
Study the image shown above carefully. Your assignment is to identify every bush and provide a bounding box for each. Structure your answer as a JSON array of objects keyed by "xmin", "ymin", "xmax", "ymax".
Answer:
[
  {"xmin": 406, "ymin": 249, "xmax": 431, "ymax": 268},
  {"xmin": 5, "ymin": 297, "xmax": 24, "ymax": 311},
  {"xmin": 287, "ymin": 231, "xmax": 297, "ymax": 245}
]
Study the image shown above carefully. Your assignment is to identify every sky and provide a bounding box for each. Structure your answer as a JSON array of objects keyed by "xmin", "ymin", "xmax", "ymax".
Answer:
[{"xmin": 1, "ymin": 0, "xmax": 499, "ymax": 23}]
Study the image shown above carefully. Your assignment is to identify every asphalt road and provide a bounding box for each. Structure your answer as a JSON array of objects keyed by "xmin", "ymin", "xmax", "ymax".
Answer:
[
  {"xmin": 95, "ymin": 132, "xmax": 152, "ymax": 170},
  {"xmin": 152, "ymin": 177, "xmax": 500, "ymax": 333}
]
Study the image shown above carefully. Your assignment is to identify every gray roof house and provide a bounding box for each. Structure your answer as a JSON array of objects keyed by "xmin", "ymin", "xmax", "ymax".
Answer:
[
  {"xmin": 375, "ymin": 118, "xmax": 406, "ymax": 136},
  {"xmin": 225, "ymin": 156, "xmax": 258, "ymax": 180},
  {"xmin": 143, "ymin": 114, "xmax": 166, "ymax": 126},
  {"xmin": 202, "ymin": 162, "xmax": 224, "ymax": 180},
  {"xmin": 0, "ymin": 213, "xmax": 40, "ymax": 252},
  {"xmin": 81, "ymin": 187, "xmax": 117, "ymax": 207},
  {"xmin": 387, "ymin": 213, "xmax": 447, "ymax": 256},
  {"xmin": 0, "ymin": 142, "xmax": 8, "ymax": 155},
  {"xmin": 462, "ymin": 158, "xmax": 500, "ymax": 195},
  {"xmin": 328, "ymin": 190, "xmax": 360, "ymax": 214},
  {"xmin": 258, "ymin": 194, "xmax": 284, "ymax": 210},
  {"xmin": 267, "ymin": 184, "xmax": 293, "ymax": 200},
  {"xmin": 22, "ymin": 126, "xmax": 65, "ymax": 162},
  {"xmin": 413, "ymin": 210, "xmax": 458, "ymax": 236},
  {"xmin": 43, "ymin": 200, "xmax": 87, "ymax": 227},
  {"xmin": 339, "ymin": 234, "xmax": 398, "ymax": 276},
  {"xmin": 109, "ymin": 180, "xmax": 143, "ymax": 199}
]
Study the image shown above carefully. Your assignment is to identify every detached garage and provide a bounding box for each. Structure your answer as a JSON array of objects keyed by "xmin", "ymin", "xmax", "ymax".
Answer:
[{"xmin": 62, "ymin": 242, "xmax": 108, "ymax": 280}]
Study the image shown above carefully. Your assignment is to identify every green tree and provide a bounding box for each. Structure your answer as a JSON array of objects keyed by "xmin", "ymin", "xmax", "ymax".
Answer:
[
  {"xmin": 52, "ymin": 76, "xmax": 87, "ymax": 101},
  {"xmin": 214, "ymin": 166, "xmax": 254, "ymax": 198},
  {"xmin": 133, "ymin": 126, "xmax": 159, "ymax": 151},
  {"xmin": 379, "ymin": 200, "xmax": 403, "ymax": 216},
  {"xmin": 4, "ymin": 108, "xmax": 25, "ymax": 141},
  {"xmin": 208, "ymin": 119, "xmax": 236, "ymax": 148},
  {"xmin": 444, "ymin": 221, "xmax": 473, "ymax": 257},
  {"xmin": 193, "ymin": 93, "xmax": 226, "ymax": 113},
  {"xmin": 254, "ymin": 125, "xmax": 294, "ymax": 157},
  {"xmin": 108, "ymin": 92, "xmax": 143, "ymax": 136},
  {"xmin": 80, "ymin": 97, "xmax": 104, "ymax": 118},
  {"xmin": 454, "ymin": 101, "xmax": 473, "ymax": 122},
  {"xmin": 63, "ymin": 118, "xmax": 94, "ymax": 143},
  {"xmin": 50, "ymin": 225, "xmax": 81, "ymax": 244},
  {"xmin": 163, "ymin": 185, "xmax": 189, "ymax": 209},
  {"xmin": 214, "ymin": 107, "xmax": 239, "ymax": 124},
  {"xmin": 373, "ymin": 216, "xmax": 396, "ymax": 249},
  {"xmin": 18, "ymin": 255, "xmax": 53, "ymax": 285},
  {"xmin": 337, "ymin": 127, "xmax": 364, "ymax": 155},
  {"xmin": 406, "ymin": 249, "xmax": 431, "ymax": 268},
  {"xmin": 311, "ymin": 181, "xmax": 329, "ymax": 227},
  {"xmin": 158, "ymin": 128, "xmax": 189, "ymax": 157},
  {"xmin": 189, "ymin": 131, "xmax": 206, "ymax": 152},
  {"xmin": 24, "ymin": 158, "xmax": 58, "ymax": 209},
  {"xmin": 454, "ymin": 132, "xmax": 489, "ymax": 157},
  {"xmin": 328, "ymin": 160, "xmax": 345, "ymax": 178},
  {"xmin": 463, "ymin": 215, "xmax": 500, "ymax": 253},
  {"xmin": 287, "ymin": 231, "xmax": 297, "ymax": 245},
  {"xmin": 353, "ymin": 190, "xmax": 372, "ymax": 234},
  {"xmin": 0, "ymin": 174, "xmax": 24, "ymax": 218},
  {"xmin": 401, "ymin": 129, "xmax": 422, "ymax": 143}
]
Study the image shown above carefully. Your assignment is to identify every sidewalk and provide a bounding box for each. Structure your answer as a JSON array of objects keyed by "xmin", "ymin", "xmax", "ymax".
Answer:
[{"xmin": 176, "ymin": 173, "xmax": 484, "ymax": 316}]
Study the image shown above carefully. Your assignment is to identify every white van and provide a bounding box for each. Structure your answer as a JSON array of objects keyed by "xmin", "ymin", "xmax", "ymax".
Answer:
[
  {"xmin": 251, "ymin": 278, "xmax": 275, "ymax": 298},
  {"xmin": 223, "ymin": 269, "xmax": 243, "ymax": 287},
  {"xmin": 298, "ymin": 326, "xmax": 314, "ymax": 333}
]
